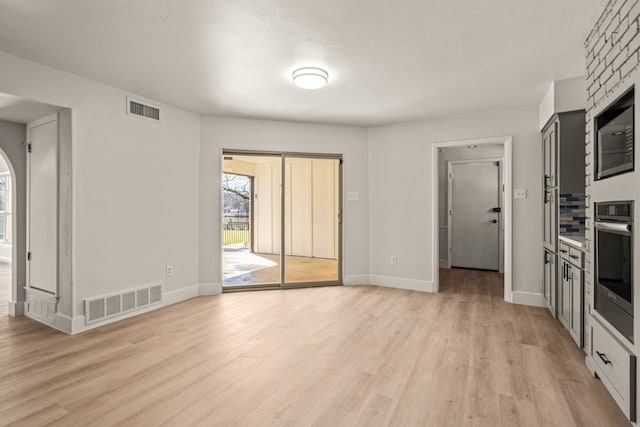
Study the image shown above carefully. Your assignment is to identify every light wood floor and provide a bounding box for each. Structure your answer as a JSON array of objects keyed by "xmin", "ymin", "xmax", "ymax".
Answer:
[
  {"xmin": 0, "ymin": 268, "xmax": 630, "ymax": 426},
  {"xmin": 224, "ymin": 253, "xmax": 338, "ymax": 286}
]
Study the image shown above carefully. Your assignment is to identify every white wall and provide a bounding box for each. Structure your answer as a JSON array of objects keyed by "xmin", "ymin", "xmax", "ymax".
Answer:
[
  {"xmin": 367, "ymin": 107, "xmax": 541, "ymax": 294},
  {"xmin": 0, "ymin": 47, "xmax": 548, "ymax": 331},
  {"xmin": 199, "ymin": 116, "xmax": 369, "ymax": 286},
  {"xmin": 538, "ymin": 77, "xmax": 587, "ymax": 130},
  {"xmin": 0, "ymin": 51, "xmax": 201, "ymax": 321}
]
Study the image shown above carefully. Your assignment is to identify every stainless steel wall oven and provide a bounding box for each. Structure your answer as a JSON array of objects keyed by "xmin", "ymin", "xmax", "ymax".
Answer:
[{"xmin": 595, "ymin": 201, "xmax": 634, "ymax": 342}]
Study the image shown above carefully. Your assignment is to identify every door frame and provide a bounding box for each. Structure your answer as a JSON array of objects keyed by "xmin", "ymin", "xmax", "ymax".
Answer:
[
  {"xmin": 220, "ymin": 149, "xmax": 343, "ymax": 292},
  {"xmin": 447, "ymin": 158, "xmax": 503, "ymax": 271},
  {"xmin": 432, "ymin": 136, "xmax": 513, "ymax": 302}
]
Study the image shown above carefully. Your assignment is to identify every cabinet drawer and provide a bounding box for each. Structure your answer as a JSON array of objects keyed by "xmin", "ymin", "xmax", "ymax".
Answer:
[
  {"xmin": 591, "ymin": 319, "xmax": 637, "ymax": 421},
  {"xmin": 568, "ymin": 246, "xmax": 583, "ymax": 268},
  {"xmin": 558, "ymin": 242, "xmax": 569, "ymax": 257}
]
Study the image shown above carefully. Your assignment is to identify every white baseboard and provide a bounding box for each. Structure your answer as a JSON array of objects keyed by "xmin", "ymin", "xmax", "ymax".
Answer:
[
  {"xmin": 66, "ymin": 283, "xmax": 222, "ymax": 335},
  {"xmin": 199, "ymin": 282, "xmax": 222, "ymax": 295},
  {"xmin": 439, "ymin": 259, "xmax": 449, "ymax": 269},
  {"xmin": 53, "ymin": 313, "xmax": 74, "ymax": 334},
  {"xmin": 8, "ymin": 300, "xmax": 24, "ymax": 316},
  {"xmin": 163, "ymin": 283, "xmax": 200, "ymax": 305},
  {"xmin": 343, "ymin": 274, "xmax": 370, "ymax": 285},
  {"xmin": 511, "ymin": 291, "xmax": 546, "ymax": 307},
  {"xmin": 369, "ymin": 274, "xmax": 434, "ymax": 293}
]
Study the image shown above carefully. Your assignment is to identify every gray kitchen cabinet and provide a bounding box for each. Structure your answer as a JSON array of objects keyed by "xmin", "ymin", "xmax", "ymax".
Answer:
[
  {"xmin": 558, "ymin": 242, "xmax": 584, "ymax": 348},
  {"xmin": 543, "ymin": 188, "xmax": 557, "ymax": 251},
  {"xmin": 559, "ymin": 257, "xmax": 571, "ymax": 329},
  {"xmin": 569, "ymin": 263, "xmax": 584, "ymax": 347},
  {"xmin": 543, "ymin": 119, "xmax": 557, "ymax": 189},
  {"xmin": 543, "ymin": 249, "xmax": 557, "ymax": 317},
  {"xmin": 540, "ymin": 110, "xmax": 585, "ymax": 320}
]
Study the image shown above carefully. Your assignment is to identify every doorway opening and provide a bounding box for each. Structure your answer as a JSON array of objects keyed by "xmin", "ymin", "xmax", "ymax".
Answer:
[
  {"xmin": 0, "ymin": 159, "xmax": 12, "ymax": 316},
  {"xmin": 432, "ymin": 136, "xmax": 513, "ymax": 301},
  {"xmin": 222, "ymin": 151, "xmax": 342, "ymax": 291},
  {"xmin": 0, "ymin": 92, "xmax": 70, "ymax": 326}
]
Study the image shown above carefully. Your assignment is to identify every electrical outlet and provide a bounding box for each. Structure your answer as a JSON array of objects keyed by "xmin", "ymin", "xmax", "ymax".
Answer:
[
  {"xmin": 514, "ymin": 189, "xmax": 527, "ymax": 199},
  {"xmin": 166, "ymin": 265, "xmax": 174, "ymax": 277},
  {"xmin": 390, "ymin": 256, "xmax": 397, "ymax": 265},
  {"xmin": 348, "ymin": 192, "xmax": 360, "ymax": 201}
]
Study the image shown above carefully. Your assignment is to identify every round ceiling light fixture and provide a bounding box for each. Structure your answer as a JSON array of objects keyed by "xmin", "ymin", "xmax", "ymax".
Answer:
[{"xmin": 292, "ymin": 67, "xmax": 329, "ymax": 89}]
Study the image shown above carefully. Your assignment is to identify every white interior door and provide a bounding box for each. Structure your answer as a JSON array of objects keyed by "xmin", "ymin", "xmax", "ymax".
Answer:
[
  {"xmin": 28, "ymin": 117, "xmax": 58, "ymax": 294},
  {"xmin": 449, "ymin": 161, "xmax": 500, "ymax": 271}
]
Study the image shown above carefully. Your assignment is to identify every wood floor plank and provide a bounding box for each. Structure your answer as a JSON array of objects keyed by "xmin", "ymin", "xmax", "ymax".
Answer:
[{"xmin": 0, "ymin": 268, "xmax": 631, "ymax": 426}]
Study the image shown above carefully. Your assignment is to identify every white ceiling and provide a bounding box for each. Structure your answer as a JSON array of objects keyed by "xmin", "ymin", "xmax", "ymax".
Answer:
[{"xmin": 0, "ymin": 1, "xmax": 606, "ymax": 126}]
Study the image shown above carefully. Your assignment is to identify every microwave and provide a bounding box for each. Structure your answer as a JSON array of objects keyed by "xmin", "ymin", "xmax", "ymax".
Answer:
[{"xmin": 596, "ymin": 89, "xmax": 634, "ymax": 180}]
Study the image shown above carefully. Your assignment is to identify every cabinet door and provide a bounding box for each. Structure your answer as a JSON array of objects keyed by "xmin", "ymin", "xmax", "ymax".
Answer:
[
  {"xmin": 543, "ymin": 250, "xmax": 557, "ymax": 317},
  {"xmin": 569, "ymin": 265, "xmax": 584, "ymax": 348},
  {"xmin": 543, "ymin": 189, "xmax": 557, "ymax": 250},
  {"xmin": 543, "ymin": 120, "xmax": 557, "ymax": 188},
  {"xmin": 558, "ymin": 259, "xmax": 571, "ymax": 329}
]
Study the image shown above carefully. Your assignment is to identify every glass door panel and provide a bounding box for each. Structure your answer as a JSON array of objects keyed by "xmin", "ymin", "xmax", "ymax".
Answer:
[
  {"xmin": 283, "ymin": 157, "xmax": 340, "ymax": 285},
  {"xmin": 222, "ymin": 154, "xmax": 281, "ymax": 288}
]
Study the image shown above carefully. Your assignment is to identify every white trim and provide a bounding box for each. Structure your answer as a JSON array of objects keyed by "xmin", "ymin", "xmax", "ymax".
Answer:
[
  {"xmin": 199, "ymin": 282, "xmax": 222, "ymax": 295},
  {"xmin": 432, "ymin": 136, "xmax": 513, "ymax": 303},
  {"xmin": 369, "ymin": 274, "xmax": 434, "ymax": 292},
  {"xmin": 439, "ymin": 259, "xmax": 449, "ymax": 269},
  {"xmin": 8, "ymin": 300, "xmax": 24, "ymax": 316},
  {"xmin": 53, "ymin": 312, "xmax": 74, "ymax": 334},
  {"xmin": 163, "ymin": 283, "xmax": 200, "ymax": 306},
  {"xmin": 343, "ymin": 274, "xmax": 370, "ymax": 285},
  {"xmin": 511, "ymin": 291, "xmax": 546, "ymax": 307},
  {"xmin": 68, "ymin": 283, "xmax": 221, "ymax": 334}
]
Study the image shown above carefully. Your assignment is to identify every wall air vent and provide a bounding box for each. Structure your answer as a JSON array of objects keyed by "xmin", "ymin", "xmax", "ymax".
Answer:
[
  {"xmin": 127, "ymin": 97, "xmax": 161, "ymax": 122},
  {"xmin": 85, "ymin": 284, "xmax": 163, "ymax": 325}
]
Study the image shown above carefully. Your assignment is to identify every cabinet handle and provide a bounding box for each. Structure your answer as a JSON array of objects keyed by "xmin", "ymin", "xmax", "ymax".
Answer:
[
  {"xmin": 570, "ymin": 255, "xmax": 579, "ymax": 260},
  {"xmin": 596, "ymin": 351, "xmax": 612, "ymax": 365},
  {"xmin": 560, "ymin": 249, "xmax": 568, "ymax": 253}
]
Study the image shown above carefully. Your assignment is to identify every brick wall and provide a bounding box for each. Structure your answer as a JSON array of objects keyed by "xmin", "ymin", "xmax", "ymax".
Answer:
[{"xmin": 584, "ymin": 0, "xmax": 640, "ymax": 354}]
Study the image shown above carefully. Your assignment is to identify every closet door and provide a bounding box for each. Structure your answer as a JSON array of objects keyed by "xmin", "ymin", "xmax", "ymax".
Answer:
[{"xmin": 28, "ymin": 115, "xmax": 58, "ymax": 295}]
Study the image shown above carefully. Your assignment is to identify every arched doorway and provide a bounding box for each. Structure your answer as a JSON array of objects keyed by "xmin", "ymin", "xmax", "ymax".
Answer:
[{"xmin": 0, "ymin": 149, "xmax": 16, "ymax": 317}]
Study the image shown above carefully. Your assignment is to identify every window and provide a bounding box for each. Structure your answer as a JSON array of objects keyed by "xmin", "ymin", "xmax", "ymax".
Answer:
[{"xmin": 0, "ymin": 173, "xmax": 12, "ymax": 244}]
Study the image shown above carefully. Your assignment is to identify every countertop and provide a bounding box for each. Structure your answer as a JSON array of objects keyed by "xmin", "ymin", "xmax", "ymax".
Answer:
[{"xmin": 559, "ymin": 233, "xmax": 586, "ymax": 249}]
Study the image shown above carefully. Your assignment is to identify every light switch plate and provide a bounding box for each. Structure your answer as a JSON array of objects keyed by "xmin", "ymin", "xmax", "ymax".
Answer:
[
  {"xmin": 348, "ymin": 192, "xmax": 360, "ymax": 201},
  {"xmin": 514, "ymin": 189, "xmax": 527, "ymax": 199}
]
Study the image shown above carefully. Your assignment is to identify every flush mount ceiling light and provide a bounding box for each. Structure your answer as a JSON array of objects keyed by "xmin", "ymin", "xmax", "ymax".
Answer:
[{"xmin": 292, "ymin": 67, "xmax": 329, "ymax": 89}]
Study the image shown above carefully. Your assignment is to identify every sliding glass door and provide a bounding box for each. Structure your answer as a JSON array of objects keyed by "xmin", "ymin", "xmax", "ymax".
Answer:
[
  {"xmin": 222, "ymin": 151, "xmax": 342, "ymax": 291},
  {"xmin": 222, "ymin": 154, "xmax": 281, "ymax": 289}
]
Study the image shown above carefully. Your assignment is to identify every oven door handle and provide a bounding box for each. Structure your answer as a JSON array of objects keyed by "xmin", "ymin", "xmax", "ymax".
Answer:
[{"xmin": 595, "ymin": 221, "xmax": 631, "ymax": 235}]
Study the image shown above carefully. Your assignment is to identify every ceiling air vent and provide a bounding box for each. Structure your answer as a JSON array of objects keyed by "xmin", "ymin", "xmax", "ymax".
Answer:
[{"xmin": 127, "ymin": 97, "xmax": 161, "ymax": 122}]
